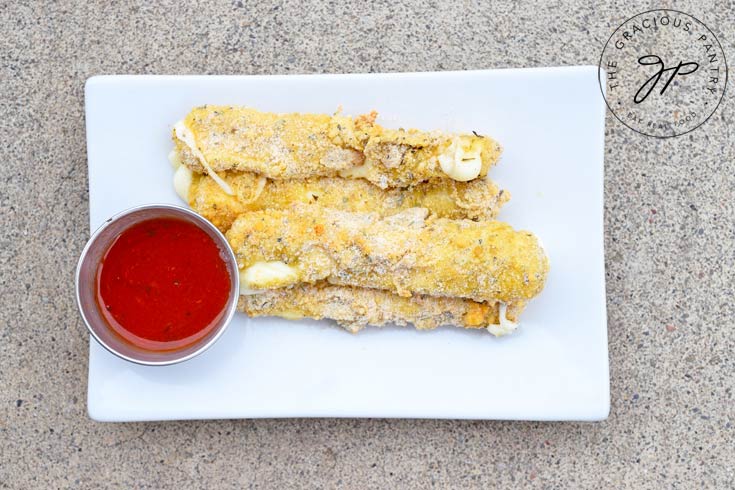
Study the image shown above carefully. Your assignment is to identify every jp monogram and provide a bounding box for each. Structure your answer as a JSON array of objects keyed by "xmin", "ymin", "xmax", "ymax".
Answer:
[{"xmin": 598, "ymin": 9, "xmax": 726, "ymax": 138}]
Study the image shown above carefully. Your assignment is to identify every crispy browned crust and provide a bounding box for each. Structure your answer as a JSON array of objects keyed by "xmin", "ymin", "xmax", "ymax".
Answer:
[
  {"xmin": 174, "ymin": 105, "xmax": 502, "ymax": 188},
  {"xmin": 227, "ymin": 206, "xmax": 549, "ymax": 304},
  {"xmin": 239, "ymin": 283, "xmax": 525, "ymax": 333},
  {"xmin": 189, "ymin": 171, "xmax": 509, "ymax": 232}
]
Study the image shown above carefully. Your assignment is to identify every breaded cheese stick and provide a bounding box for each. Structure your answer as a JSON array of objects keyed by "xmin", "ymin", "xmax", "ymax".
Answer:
[
  {"xmin": 172, "ymin": 106, "xmax": 502, "ymax": 189},
  {"xmin": 227, "ymin": 206, "xmax": 549, "ymax": 304},
  {"xmin": 239, "ymin": 284, "xmax": 526, "ymax": 336},
  {"xmin": 172, "ymin": 153, "xmax": 509, "ymax": 231}
]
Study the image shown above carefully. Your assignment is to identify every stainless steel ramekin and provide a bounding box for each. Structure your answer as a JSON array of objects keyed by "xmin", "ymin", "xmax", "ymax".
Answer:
[{"xmin": 75, "ymin": 204, "xmax": 240, "ymax": 366}]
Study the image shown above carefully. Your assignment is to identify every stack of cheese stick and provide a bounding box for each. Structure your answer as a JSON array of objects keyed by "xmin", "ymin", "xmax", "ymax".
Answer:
[{"xmin": 170, "ymin": 105, "xmax": 548, "ymax": 335}]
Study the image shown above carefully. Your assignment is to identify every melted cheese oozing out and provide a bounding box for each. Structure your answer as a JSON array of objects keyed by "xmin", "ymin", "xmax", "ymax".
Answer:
[
  {"xmin": 487, "ymin": 303, "xmax": 518, "ymax": 336},
  {"xmin": 174, "ymin": 121, "xmax": 234, "ymax": 195},
  {"xmin": 241, "ymin": 261, "xmax": 298, "ymax": 289},
  {"xmin": 240, "ymin": 176, "xmax": 267, "ymax": 204},
  {"xmin": 168, "ymin": 149, "xmax": 182, "ymax": 169},
  {"xmin": 173, "ymin": 165, "xmax": 192, "ymax": 202},
  {"xmin": 272, "ymin": 310, "xmax": 304, "ymax": 320},
  {"xmin": 339, "ymin": 159, "xmax": 374, "ymax": 179},
  {"xmin": 238, "ymin": 271, "xmax": 265, "ymax": 295},
  {"xmin": 438, "ymin": 137, "xmax": 482, "ymax": 181}
]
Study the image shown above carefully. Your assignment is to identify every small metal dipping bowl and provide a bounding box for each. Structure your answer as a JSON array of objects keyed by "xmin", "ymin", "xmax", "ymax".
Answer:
[{"xmin": 75, "ymin": 204, "xmax": 240, "ymax": 366}]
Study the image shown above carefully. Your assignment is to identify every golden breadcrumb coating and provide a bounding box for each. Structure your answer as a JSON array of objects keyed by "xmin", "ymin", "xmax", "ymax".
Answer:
[
  {"xmin": 189, "ymin": 171, "xmax": 509, "ymax": 232},
  {"xmin": 174, "ymin": 106, "xmax": 502, "ymax": 188},
  {"xmin": 227, "ymin": 206, "xmax": 549, "ymax": 304},
  {"xmin": 239, "ymin": 283, "xmax": 526, "ymax": 334},
  {"xmin": 170, "ymin": 105, "xmax": 551, "ymax": 334}
]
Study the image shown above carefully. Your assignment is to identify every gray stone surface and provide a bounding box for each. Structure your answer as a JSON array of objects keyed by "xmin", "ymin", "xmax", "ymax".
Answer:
[{"xmin": 1, "ymin": 0, "xmax": 733, "ymax": 488}]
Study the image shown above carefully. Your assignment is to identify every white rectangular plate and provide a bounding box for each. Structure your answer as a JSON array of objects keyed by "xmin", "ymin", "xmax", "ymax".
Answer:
[{"xmin": 85, "ymin": 67, "xmax": 608, "ymax": 421}]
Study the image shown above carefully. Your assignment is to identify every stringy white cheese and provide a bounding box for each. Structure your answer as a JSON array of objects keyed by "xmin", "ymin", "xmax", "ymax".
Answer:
[
  {"xmin": 240, "ymin": 261, "xmax": 298, "ymax": 289},
  {"xmin": 173, "ymin": 165, "xmax": 192, "ymax": 202},
  {"xmin": 174, "ymin": 120, "xmax": 233, "ymax": 195},
  {"xmin": 339, "ymin": 159, "xmax": 374, "ymax": 180},
  {"xmin": 439, "ymin": 137, "xmax": 482, "ymax": 181},
  {"xmin": 487, "ymin": 303, "xmax": 519, "ymax": 337},
  {"xmin": 240, "ymin": 176, "xmax": 267, "ymax": 204},
  {"xmin": 168, "ymin": 149, "xmax": 182, "ymax": 169}
]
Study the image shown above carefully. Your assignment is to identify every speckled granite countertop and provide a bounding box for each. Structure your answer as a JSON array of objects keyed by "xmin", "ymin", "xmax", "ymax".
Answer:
[{"xmin": 2, "ymin": 1, "xmax": 733, "ymax": 488}]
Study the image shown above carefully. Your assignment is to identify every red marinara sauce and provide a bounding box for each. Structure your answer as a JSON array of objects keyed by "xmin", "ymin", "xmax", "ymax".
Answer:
[{"xmin": 96, "ymin": 217, "xmax": 231, "ymax": 351}]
